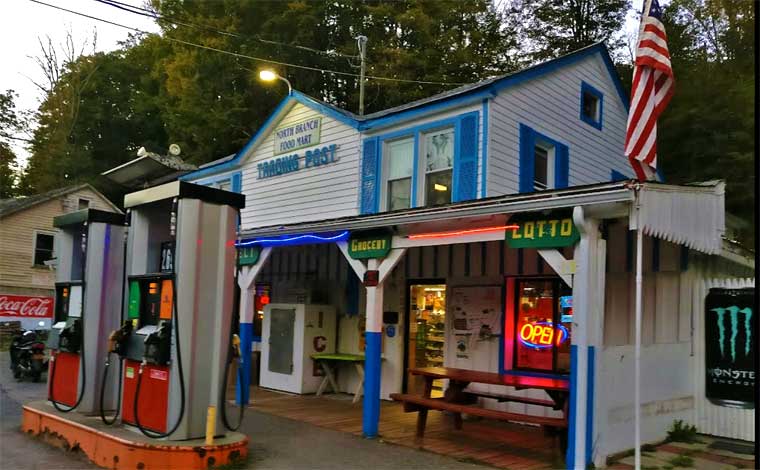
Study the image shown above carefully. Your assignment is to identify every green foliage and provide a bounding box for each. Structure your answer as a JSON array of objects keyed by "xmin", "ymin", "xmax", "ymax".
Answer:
[
  {"xmin": 0, "ymin": 143, "xmax": 19, "ymax": 198},
  {"xmin": 667, "ymin": 454, "xmax": 695, "ymax": 468},
  {"xmin": 666, "ymin": 420, "xmax": 700, "ymax": 443},
  {"xmin": 658, "ymin": 0, "xmax": 755, "ymax": 246},
  {"xmin": 507, "ymin": 0, "xmax": 631, "ymax": 62}
]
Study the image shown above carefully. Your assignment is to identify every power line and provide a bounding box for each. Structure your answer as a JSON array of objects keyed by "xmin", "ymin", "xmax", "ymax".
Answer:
[
  {"xmin": 93, "ymin": 0, "xmax": 358, "ymax": 60},
  {"xmin": 29, "ymin": 0, "xmax": 467, "ymax": 86}
]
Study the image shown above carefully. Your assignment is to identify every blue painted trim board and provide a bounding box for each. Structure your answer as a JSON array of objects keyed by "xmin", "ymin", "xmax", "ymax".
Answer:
[
  {"xmin": 566, "ymin": 344, "xmax": 578, "ymax": 468},
  {"xmin": 518, "ymin": 123, "xmax": 570, "ymax": 193},
  {"xmin": 586, "ymin": 346, "xmax": 595, "ymax": 465},
  {"xmin": 579, "ymin": 81, "xmax": 604, "ymax": 130},
  {"xmin": 362, "ymin": 331, "xmax": 382, "ymax": 438},
  {"xmin": 610, "ymin": 169, "xmax": 628, "ymax": 182},
  {"xmin": 236, "ymin": 322, "xmax": 253, "ymax": 405},
  {"xmin": 480, "ymin": 99, "xmax": 489, "ymax": 198}
]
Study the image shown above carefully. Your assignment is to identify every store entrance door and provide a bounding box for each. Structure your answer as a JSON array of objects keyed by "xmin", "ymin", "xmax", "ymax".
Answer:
[{"xmin": 406, "ymin": 283, "xmax": 447, "ymax": 397}]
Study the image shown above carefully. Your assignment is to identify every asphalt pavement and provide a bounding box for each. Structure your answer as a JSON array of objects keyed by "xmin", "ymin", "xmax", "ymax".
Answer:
[{"xmin": 0, "ymin": 353, "xmax": 492, "ymax": 470}]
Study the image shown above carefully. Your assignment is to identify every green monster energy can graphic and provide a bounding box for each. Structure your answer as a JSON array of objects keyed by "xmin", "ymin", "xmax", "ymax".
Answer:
[{"xmin": 705, "ymin": 288, "xmax": 755, "ymax": 409}]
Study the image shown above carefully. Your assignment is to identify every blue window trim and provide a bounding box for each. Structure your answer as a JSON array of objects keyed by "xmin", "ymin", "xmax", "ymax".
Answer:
[
  {"xmin": 480, "ymin": 99, "xmax": 489, "ymax": 198},
  {"xmin": 373, "ymin": 110, "xmax": 480, "ymax": 210},
  {"xmin": 580, "ymin": 81, "xmax": 603, "ymax": 130},
  {"xmin": 610, "ymin": 169, "xmax": 627, "ymax": 182},
  {"xmin": 518, "ymin": 123, "xmax": 570, "ymax": 193}
]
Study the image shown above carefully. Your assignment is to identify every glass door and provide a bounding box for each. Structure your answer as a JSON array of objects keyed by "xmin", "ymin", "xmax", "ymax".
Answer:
[{"xmin": 407, "ymin": 284, "xmax": 446, "ymax": 397}]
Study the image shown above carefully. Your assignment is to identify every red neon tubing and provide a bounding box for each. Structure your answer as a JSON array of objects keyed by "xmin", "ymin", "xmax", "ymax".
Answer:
[{"xmin": 408, "ymin": 225, "xmax": 519, "ymax": 240}]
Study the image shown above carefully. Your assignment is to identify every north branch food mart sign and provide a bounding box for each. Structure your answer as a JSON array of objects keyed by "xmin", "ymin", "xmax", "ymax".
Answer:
[
  {"xmin": 273, "ymin": 117, "xmax": 322, "ymax": 155},
  {"xmin": 505, "ymin": 211, "xmax": 579, "ymax": 248}
]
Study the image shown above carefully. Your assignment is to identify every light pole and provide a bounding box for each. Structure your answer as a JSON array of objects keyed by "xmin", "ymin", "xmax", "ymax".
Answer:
[{"xmin": 259, "ymin": 69, "xmax": 292, "ymax": 95}]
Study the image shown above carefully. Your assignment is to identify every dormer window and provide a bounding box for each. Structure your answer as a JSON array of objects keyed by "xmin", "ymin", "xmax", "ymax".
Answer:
[{"xmin": 580, "ymin": 82, "xmax": 603, "ymax": 130}]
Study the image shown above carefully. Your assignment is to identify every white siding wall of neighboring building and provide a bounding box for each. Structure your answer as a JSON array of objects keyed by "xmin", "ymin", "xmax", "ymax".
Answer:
[
  {"xmin": 239, "ymin": 103, "xmax": 361, "ymax": 230},
  {"xmin": 487, "ymin": 53, "xmax": 632, "ymax": 197}
]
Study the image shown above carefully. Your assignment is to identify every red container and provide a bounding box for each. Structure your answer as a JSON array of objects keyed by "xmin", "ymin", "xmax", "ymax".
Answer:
[
  {"xmin": 121, "ymin": 359, "xmax": 170, "ymax": 433},
  {"xmin": 48, "ymin": 351, "xmax": 79, "ymax": 406}
]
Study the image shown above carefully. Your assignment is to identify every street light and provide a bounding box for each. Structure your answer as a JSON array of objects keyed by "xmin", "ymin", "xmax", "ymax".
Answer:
[{"xmin": 259, "ymin": 69, "xmax": 292, "ymax": 95}]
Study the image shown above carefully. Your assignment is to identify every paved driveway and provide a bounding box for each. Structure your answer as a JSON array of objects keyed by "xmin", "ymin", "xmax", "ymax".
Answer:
[{"xmin": 1, "ymin": 353, "xmax": 493, "ymax": 470}]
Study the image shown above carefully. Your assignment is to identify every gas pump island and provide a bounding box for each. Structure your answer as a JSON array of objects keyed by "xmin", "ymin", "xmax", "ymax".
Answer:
[{"xmin": 24, "ymin": 181, "xmax": 249, "ymax": 469}]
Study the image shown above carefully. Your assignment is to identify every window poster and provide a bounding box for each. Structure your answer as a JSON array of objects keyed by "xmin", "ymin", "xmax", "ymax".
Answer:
[
  {"xmin": 424, "ymin": 128, "xmax": 454, "ymax": 171},
  {"xmin": 450, "ymin": 286, "xmax": 502, "ymax": 340},
  {"xmin": 704, "ymin": 287, "xmax": 755, "ymax": 409}
]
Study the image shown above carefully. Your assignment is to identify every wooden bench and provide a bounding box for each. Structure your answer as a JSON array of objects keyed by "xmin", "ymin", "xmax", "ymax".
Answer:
[
  {"xmin": 463, "ymin": 390, "xmax": 562, "ymax": 410},
  {"xmin": 390, "ymin": 393, "xmax": 567, "ymax": 437}
]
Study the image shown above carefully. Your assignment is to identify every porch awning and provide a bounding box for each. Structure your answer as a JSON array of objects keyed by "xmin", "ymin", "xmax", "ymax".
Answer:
[
  {"xmin": 239, "ymin": 180, "xmax": 728, "ymax": 257},
  {"xmin": 633, "ymin": 181, "xmax": 725, "ymax": 255}
]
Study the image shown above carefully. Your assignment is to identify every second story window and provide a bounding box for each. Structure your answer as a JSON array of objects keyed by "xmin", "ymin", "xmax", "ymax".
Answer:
[
  {"xmin": 33, "ymin": 232, "xmax": 55, "ymax": 266},
  {"xmin": 580, "ymin": 81, "xmax": 603, "ymax": 130},
  {"xmin": 423, "ymin": 127, "xmax": 454, "ymax": 206},
  {"xmin": 385, "ymin": 137, "xmax": 414, "ymax": 211},
  {"xmin": 78, "ymin": 198, "xmax": 90, "ymax": 210},
  {"xmin": 533, "ymin": 143, "xmax": 554, "ymax": 191}
]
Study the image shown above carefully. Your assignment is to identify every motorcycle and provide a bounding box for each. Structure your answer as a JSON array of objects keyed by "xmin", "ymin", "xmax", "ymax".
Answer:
[{"xmin": 9, "ymin": 329, "xmax": 47, "ymax": 382}]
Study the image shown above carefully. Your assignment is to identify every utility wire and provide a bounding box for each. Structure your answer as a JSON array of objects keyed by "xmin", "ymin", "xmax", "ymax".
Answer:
[
  {"xmin": 29, "ymin": 0, "xmax": 467, "ymax": 86},
  {"xmin": 93, "ymin": 0, "xmax": 358, "ymax": 59}
]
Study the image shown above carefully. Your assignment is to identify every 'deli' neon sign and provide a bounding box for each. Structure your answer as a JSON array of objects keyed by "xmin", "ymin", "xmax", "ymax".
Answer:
[{"xmin": 519, "ymin": 321, "xmax": 569, "ymax": 349}]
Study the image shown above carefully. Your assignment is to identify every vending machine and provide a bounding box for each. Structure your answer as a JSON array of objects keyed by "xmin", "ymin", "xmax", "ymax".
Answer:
[
  {"xmin": 117, "ymin": 181, "xmax": 244, "ymax": 440},
  {"xmin": 260, "ymin": 303, "xmax": 336, "ymax": 394},
  {"xmin": 47, "ymin": 209, "xmax": 126, "ymax": 414}
]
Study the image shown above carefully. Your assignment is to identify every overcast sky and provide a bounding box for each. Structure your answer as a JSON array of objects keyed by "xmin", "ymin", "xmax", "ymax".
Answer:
[{"xmin": 2, "ymin": 0, "xmax": 641, "ymax": 166}]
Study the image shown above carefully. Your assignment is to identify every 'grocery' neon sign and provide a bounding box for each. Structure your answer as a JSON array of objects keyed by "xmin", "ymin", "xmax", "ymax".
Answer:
[{"xmin": 519, "ymin": 321, "xmax": 569, "ymax": 349}]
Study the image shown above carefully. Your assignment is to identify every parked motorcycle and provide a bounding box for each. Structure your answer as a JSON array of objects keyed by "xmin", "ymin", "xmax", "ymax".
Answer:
[{"xmin": 9, "ymin": 329, "xmax": 47, "ymax": 382}]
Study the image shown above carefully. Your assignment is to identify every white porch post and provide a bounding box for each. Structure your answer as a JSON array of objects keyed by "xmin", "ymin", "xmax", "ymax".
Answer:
[
  {"xmin": 235, "ymin": 247, "xmax": 272, "ymax": 405},
  {"xmin": 569, "ymin": 206, "xmax": 604, "ymax": 469}
]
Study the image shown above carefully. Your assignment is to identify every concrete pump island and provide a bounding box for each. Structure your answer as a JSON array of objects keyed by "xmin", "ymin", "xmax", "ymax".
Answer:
[{"xmin": 22, "ymin": 181, "xmax": 248, "ymax": 470}]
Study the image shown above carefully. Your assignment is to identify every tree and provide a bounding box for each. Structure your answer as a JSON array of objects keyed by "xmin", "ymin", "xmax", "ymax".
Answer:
[
  {"xmin": 0, "ymin": 143, "xmax": 19, "ymax": 198},
  {"xmin": 0, "ymin": 90, "xmax": 30, "ymax": 197},
  {"xmin": 657, "ymin": 0, "xmax": 754, "ymax": 245},
  {"xmin": 506, "ymin": 0, "xmax": 631, "ymax": 63}
]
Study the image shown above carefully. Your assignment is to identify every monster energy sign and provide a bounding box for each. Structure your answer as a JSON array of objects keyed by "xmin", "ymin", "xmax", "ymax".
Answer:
[{"xmin": 704, "ymin": 288, "xmax": 755, "ymax": 409}]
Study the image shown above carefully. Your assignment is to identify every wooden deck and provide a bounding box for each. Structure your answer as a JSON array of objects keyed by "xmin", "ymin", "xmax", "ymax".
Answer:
[{"xmin": 248, "ymin": 387, "xmax": 565, "ymax": 469}]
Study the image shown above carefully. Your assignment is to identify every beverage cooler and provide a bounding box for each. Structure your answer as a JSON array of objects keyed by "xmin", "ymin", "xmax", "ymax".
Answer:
[{"xmin": 260, "ymin": 304, "xmax": 336, "ymax": 394}]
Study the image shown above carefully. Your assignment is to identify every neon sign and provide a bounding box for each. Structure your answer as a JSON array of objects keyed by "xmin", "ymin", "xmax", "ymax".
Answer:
[
  {"xmin": 236, "ymin": 230, "xmax": 349, "ymax": 247},
  {"xmin": 519, "ymin": 321, "xmax": 569, "ymax": 349}
]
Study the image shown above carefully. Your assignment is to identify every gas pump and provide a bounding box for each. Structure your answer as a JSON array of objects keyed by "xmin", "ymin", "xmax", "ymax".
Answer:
[
  {"xmin": 47, "ymin": 209, "xmax": 126, "ymax": 413},
  {"xmin": 118, "ymin": 181, "xmax": 244, "ymax": 440}
]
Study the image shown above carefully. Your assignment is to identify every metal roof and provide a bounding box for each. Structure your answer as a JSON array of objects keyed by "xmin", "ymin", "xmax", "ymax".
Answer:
[
  {"xmin": 0, "ymin": 183, "xmax": 120, "ymax": 218},
  {"xmin": 102, "ymin": 152, "xmax": 197, "ymax": 189}
]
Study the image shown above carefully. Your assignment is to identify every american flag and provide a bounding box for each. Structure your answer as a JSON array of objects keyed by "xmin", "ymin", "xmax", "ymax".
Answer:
[{"xmin": 624, "ymin": 0, "xmax": 674, "ymax": 181}]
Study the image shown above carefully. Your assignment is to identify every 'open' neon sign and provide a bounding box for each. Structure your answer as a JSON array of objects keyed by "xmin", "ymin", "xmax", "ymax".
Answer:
[{"xmin": 519, "ymin": 321, "xmax": 569, "ymax": 349}]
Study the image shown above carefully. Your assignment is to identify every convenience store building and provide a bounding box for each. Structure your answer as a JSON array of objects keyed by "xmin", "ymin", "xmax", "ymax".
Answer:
[{"xmin": 181, "ymin": 43, "xmax": 754, "ymax": 468}]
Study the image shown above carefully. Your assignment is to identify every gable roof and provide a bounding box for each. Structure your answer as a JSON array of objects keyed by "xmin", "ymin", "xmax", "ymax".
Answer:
[
  {"xmin": 182, "ymin": 42, "xmax": 628, "ymax": 181},
  {"xmin": 0, "ymin": 183, "xmax": 121, "ymax": 218}
]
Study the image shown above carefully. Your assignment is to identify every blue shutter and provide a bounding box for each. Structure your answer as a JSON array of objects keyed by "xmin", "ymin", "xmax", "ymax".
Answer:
[
  {"xmin": 518, "ymin": 124, "xmax": 535, "ymax": 193},
  {"xmin": 360, "ymin": 137, "xmax": 379, "ymax": 214},
  {"xmin": 555, "ymin": 142, "xmax": 569, "ymax": 189},
  {"xmin": 453, "ymin": 113, "xmax": 479, "ymax": 202},
  {"xmin": 231, "ymin": 172, "xmax": 242, "ymax": 193}
]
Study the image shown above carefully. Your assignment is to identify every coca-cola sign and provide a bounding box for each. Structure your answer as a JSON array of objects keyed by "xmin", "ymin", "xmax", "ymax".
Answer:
[{"xmin": 0, "ymin": 295, "xmax": 54, "ymax": 318}]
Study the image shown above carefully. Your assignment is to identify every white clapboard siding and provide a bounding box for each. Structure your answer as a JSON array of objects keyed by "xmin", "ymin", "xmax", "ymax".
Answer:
[
  {"xmin": 692, "ymin": 276, "xmax": 754, "ymax": 442},
  {"xmin": 240, "ymin": 103, "xmax": 361, "ymax": 229},
  {"xmin": 488, "ymin": 52, "xmax": 631, "ymax": 197}
]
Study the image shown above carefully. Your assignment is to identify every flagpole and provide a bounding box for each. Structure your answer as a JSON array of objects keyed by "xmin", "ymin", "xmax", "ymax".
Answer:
[
  {"xmin": 634, "ymin": 191, "xmax": 643, "ymax": 470},
  {"xmin": 633, "ymin": 2, "xmax": 652, "ymax": 468}
]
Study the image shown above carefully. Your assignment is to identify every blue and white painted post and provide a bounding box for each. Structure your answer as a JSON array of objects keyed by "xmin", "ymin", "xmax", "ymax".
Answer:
[
  {"xmin": 568, "ymin": 207, "xmax": 604, "ymax": 469},
  {"xmin": 363, "ymin": 258, "xmax": 383, "ymax": 438},
  {"xmin": 235, "ymin": 247, "xmax": 272, "ymax": 405}
]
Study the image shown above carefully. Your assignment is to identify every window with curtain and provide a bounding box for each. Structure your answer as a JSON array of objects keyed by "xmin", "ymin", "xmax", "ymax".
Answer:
[{"xmin": 385, "ymin": 137, "xmax": 414, "ymax": 211}]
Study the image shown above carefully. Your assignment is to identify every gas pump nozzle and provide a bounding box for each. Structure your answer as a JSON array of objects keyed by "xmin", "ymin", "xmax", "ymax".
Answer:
[
  {"xmin": 108, "ymin": 321, "xmax": 134, "ymax": 357},
  {"xmin": 143, "ymin": 320, "xmax": 172, "ymax": 366},
  {"xmin": 58, "ymin": 319, "xmax": 82, "ymax": 353}
]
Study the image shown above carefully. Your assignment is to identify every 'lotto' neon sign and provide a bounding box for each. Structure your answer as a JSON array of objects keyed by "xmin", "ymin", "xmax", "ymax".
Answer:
[{"xmin": 519, "ymin": 321, "xmax": 569, "ymax": 349}]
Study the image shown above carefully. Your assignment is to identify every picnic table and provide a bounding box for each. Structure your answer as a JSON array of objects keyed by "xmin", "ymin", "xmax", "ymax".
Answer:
[
  {"xmin": 390, "ymin": 366, "xmax": 570, "ymax": 452},
  {"xmin": 310, "ymin": 353, "xmax": 367, "ymax": 404}
]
